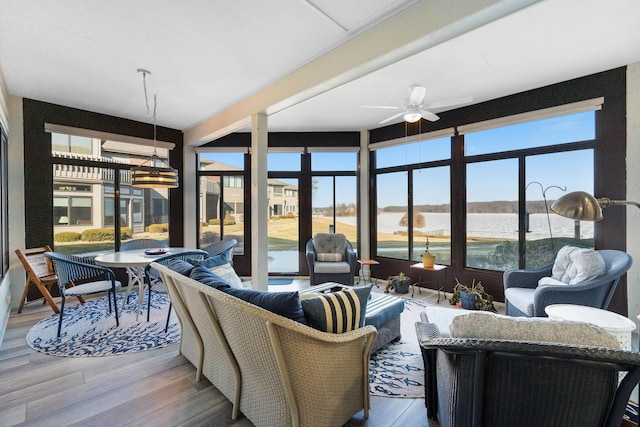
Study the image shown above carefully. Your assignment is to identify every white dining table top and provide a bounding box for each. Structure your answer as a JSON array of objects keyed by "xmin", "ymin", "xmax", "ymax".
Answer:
[{"xmin": 94, "ymin": 247, "xmax": 190, "ymax": 268}]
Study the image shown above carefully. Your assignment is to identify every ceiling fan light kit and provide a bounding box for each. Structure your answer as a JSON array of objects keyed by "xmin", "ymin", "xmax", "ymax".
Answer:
[
  {"xmin": 363, "ymin": 84, "xmax": 472, "ymax": 125},
  {"xmin": 403, "ymin": 110, "xmax": 422, "ymax": 123}
]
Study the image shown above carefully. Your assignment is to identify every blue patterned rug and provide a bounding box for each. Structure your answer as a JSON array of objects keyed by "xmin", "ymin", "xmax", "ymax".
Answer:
[
  {"xmin": 369, "ymin": 297, "xmax": 427, "ymax": 398},
  {"xmin": 26, "ymin": 291, "xmax": 180, "ymax": 357}
]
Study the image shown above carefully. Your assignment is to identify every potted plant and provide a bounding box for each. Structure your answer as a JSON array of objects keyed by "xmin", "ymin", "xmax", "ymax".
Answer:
[
  {"xmin": 385, "ymin": 272, "xmax": 411, "ymax": 294},
  {"xmin": 421, "ymin": 237, "xmax": 436, "ymax": 268},
  {"xmin": 448, "ymin": 278, "xmax": 497, "ymax": 312}
]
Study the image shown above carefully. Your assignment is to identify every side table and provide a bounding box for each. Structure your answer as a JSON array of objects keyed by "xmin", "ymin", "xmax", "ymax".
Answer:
[
  {"xmin": 545, "ymin": 304, "xmax": 636, "ymax": 350},
  {"xmin": 357, "ymin": 259, "xmax": 380, "ymax": 287},
  {"xmin": 409, "ymin": 263, "xmax": 448, "ymax": 301}
]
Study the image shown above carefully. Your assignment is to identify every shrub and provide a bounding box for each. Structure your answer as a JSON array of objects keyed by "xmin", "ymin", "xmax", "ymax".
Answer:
[
  {"xmin": 148, "ymin": 223, "xmax": 168, "ymax": 233},
  {"xmin": 54, "ymin": 231, "xmax": 82, "ymax": 242},
  {"xmin": 82, "ymin": 228, "xmax": 114, "ymax": 242},
  {"xmin": 121, "ymin": 227, "xmax": 132, "ymax": 240},
  {"xmin": 208, "ymin": 219, "xmax": 220, "ymax": 225}
]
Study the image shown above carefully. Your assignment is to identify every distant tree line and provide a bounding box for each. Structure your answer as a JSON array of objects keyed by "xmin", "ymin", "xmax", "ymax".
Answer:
[{"xmin": 381, "ymin": 200, "xmax": 555, "ymax": 214}]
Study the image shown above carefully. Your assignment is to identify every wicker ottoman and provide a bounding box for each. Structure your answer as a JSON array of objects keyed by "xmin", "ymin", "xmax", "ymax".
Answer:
[{"xmin": 301, "ymin": 282, "xmax": 405, "ymax": 352}]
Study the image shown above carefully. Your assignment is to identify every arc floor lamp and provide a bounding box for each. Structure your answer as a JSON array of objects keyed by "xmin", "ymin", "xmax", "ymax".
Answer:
[{"xmin": 551, "ymin": 190, "xmax": 640, "ymax": 221}]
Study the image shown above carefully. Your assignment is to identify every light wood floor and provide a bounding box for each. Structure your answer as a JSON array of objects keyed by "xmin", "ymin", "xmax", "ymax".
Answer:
[{"xmin": 0, "ymin": 280, "xmax": 465, "ymax": 427}]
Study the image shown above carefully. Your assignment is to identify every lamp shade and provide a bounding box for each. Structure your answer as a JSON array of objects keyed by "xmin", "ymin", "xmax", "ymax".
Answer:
[
  {"xmin": 132, "ymin": 162, "xmax": 179, "ymax": 189},
  {"xmin": 550, "ymin": 191, "xmax": 603, "ymax": 221}
]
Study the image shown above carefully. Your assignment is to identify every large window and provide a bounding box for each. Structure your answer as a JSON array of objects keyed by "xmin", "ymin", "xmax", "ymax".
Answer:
[
  {"xmin": 51, "ymin": 131, "xmax": 171, "ymax": 255},
  {"xmin": 198, "ymin": 152, "xmax": 246, "ymax": 254},
  {"xmin": 376, "ymin": 171, "xmax": 409, "ymax": 260},
  {"xmin": 0, "ymin": 128, "xmax": 8, "ymax": 276},
  {"xmin": 372, "ymin": 109, "xmax": 597, "ymax": 272},
  {"xmin": 463, "ymin": 110, "xmax": 596, "ymax": 270},
  {"xmin": 374, "ymin": 136, "xmax": 451, "ymax": 264},
  {"xmin": 413, "ymin": 166, "xmax": 451, "ymax": 263},
  {"xmin": 311, "ymin": 152, "xmax": 358, "ymax": 247}
]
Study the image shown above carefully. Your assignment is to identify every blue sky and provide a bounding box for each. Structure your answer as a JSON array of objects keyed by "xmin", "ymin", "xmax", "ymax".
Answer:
[{"xmin": 200, "ymin": 110, "xmax": 595, "ymax": 208}]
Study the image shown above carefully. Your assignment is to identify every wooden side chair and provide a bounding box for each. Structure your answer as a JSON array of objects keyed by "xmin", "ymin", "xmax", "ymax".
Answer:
[{"xmin": 16, "ymin": 246, "xmax": 61, "ymax": 314}]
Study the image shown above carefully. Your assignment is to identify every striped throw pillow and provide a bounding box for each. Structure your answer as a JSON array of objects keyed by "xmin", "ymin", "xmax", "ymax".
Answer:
[
  {"xmin": 301, "ymin": 284, "xmax": 372, "ymax": 333},
  {"xmin": 316, "ymin": 252, "xmax": 343, "ymax": 262}
]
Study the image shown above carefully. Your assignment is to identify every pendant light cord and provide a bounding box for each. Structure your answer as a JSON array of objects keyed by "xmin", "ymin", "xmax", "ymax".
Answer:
[{"xmin": 139, "ymin": 69, "xmax": 159, "ymax": 158}]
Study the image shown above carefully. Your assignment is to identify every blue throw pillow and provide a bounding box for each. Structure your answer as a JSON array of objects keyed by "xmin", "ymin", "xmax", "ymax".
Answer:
[
  {"xmin": 167, "ymin": 259, "xmax": 195, "ymax": 276},
  {"xmin": 189, "ymin": 265, "xmax": 231, "ymax": 290},
  {"xmin": 224, "ymin": 287, "xmax": 307, "ymax": 325},
  {"xmin": 301, "ymin": 284, "xmax": 372, "ymax": 333}
]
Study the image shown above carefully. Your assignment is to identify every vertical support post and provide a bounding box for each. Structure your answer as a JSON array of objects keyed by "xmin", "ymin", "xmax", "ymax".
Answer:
[
  {"xmin": 359, "ymin": 130, "xmax": 370, "ymax": 281},
  {"xmin": 251, "ymin": 113, "xmax": 268, "ymax": 290}
]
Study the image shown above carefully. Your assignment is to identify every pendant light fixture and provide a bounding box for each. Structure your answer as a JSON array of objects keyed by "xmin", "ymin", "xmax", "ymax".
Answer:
[{"xmin": 131, "ymin": 69, "xmax": 179, "ymax": 188}]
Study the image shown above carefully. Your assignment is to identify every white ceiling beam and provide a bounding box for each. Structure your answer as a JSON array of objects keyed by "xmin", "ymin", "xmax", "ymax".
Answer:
[{"xmin": 184, "ymin": 0, "xmax": 542, "ymax": 145}]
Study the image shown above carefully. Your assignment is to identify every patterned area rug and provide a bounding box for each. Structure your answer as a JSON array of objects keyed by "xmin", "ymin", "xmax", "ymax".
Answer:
[
  {"xmin": 26, "ymin": 291, "xmax": 180, "ymax": 357},
  {"xmin": 369, "ymin": 298, "xmax": 427, "ymax": 398}
]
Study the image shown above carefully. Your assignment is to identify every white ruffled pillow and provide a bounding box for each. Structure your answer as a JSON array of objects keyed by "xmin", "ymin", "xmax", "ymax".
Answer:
[{"xmin": 551, "ymin": 246, "xmax": 606, "ymax": 284}]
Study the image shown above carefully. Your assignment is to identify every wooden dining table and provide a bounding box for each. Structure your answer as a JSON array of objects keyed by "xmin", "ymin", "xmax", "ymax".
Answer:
[{"xmin": 94, "ymin": 247, "xmax": 190, "ymax": 319}]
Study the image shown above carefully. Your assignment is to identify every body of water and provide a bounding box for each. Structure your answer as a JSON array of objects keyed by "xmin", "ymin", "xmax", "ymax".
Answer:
[
  {"xmin": 269, "ymin": 213, "xmax": 594, "ymax": 273},
  {"xmin": 335, "ymin": 212, "xmax": 594, "ymax": 240}
]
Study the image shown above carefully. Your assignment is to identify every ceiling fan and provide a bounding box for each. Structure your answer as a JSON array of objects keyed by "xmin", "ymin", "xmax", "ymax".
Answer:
[{"xmin": 363, "ymin": 85, "xmax": 473, "ymax": 125}]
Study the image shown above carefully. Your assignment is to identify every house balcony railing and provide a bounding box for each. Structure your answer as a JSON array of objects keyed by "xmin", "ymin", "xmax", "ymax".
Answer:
[{"xmin": 52, "ymin": 152, "xmax": 132, "ymax": 184}]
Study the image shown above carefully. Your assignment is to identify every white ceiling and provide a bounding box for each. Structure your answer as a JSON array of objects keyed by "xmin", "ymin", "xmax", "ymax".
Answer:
[{"xmin": 1, "ymin": 0, "xmax": 639, "ymax": 144}]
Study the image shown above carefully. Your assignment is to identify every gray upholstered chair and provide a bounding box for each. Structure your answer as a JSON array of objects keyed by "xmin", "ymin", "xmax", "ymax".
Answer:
[
  {"xmin": 503, "ymin": 248, "xmax": 632, "ymax": 317},
  {"xmin": 416, "ymin": 314, "xmax": 640, "ymax": 427},
  {"xmin": 306, "ymin": 233, "xmax": 357, "ymax": 286}
]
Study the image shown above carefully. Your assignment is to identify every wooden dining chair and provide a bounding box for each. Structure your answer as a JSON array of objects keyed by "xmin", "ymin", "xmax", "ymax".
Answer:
[{"xmin": 15, "ymin": 246, "xmax": 61, "ymax": 314}]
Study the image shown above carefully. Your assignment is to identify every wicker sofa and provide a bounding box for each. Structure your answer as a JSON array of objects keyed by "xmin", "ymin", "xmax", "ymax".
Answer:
[{"xmin": 152, "ymin": 262, "xmax": 377, "ymax": 427}]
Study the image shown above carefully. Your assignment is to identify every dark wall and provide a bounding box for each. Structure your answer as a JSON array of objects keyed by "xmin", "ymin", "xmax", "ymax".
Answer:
[
  {"xmin": 370, "ymin": 68, "xmax": 628, "ymax": 314},
  {"xmin": 22, "ymin": 99, "xmax": 184, "ymax": 248}
]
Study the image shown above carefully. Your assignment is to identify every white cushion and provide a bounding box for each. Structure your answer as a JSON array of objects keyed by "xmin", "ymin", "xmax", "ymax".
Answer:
[
  {"xmin": 450, "ymin": 311, "xmax": 620, "ymax": 348},
  {"xmin": 538, "ymin": 276, "xmax": 568, "ymax": 286},
  {"xmin": 65, "ymin": 279, "xmax": 122, "ymax": 296},
  {"xmin": 209, "ymin": 262, "xmax": 243, "ymax": 288},
  {"xmin": 504, "ymin": 287, "xmax": 535, "ymax": 316},
  {"xmin": 551, "ymin": 246, "xmax": 606, "ymax": 284}
]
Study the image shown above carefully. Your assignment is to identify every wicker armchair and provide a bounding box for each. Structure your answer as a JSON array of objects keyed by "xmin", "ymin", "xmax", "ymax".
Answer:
[
  {"xmin": 504, "ymin": 249, "xmax": 632, "ymax": 317},
  {"xmin": 416, "ymin": 321, "xmax": 640, "ymax": 427}
]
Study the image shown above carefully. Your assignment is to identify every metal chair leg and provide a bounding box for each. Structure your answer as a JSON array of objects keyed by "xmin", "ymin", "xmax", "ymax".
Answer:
[{"xmin": 57, "ymin": 297, "xmax": 66, "ymax": 337}]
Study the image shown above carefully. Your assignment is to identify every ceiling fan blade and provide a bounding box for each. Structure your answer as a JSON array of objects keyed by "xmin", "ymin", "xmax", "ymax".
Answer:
[
  {"xmin": 420, "ymin": 109, "xmax": 440, "ymax": 122},
  {"xmin": 379, "ymin": 112, "xmax": 404, "ymax": 124},
  {"xmin": 409, "ymin": 85, "xmax": 426, "ymax": 105},
  {"xmin": 426, "ymin": 96, "xmax": 473, "ymax": 110},
  {"xmin": 361, "ymin": 105, "xmax": 399, "ymax": 110}
]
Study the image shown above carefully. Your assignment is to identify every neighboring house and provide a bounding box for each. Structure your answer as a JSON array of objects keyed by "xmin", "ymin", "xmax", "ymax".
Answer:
[
  {"xmin": 51, "ymin": 134, "xmax": 169, "ymax": 235},
  {"xmin": 199, "ymin": 158, "xmax": 298, "ymax": 223}
]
